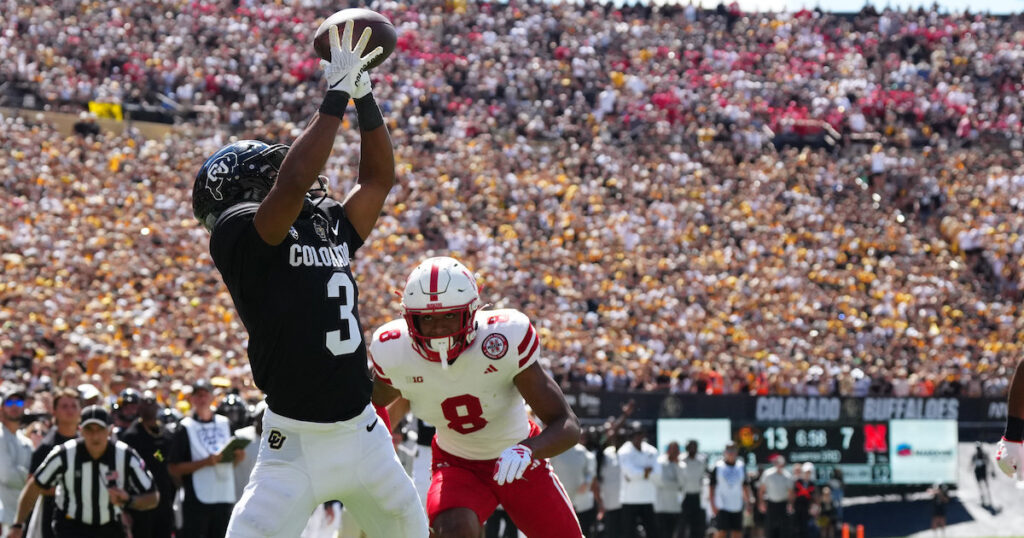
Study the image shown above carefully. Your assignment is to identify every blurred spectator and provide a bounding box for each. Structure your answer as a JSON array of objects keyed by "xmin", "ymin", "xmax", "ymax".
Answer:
[
  {"xmin": 597, "ymin": 404, "xmax": 633, "ymax": 538},
  {"xmin": 792, "ymin": 463, "xmax": 819, "ymax": 538},
  {"xmin": 619, "ymin": 422, "xmax": 660, "ymax": 538},
  {"xmin": 679, "ymin": 440, "xmax": 706, "ymax": 538},
  {"xmin": 970, "ymin": 443, "xmax": 995, "ymax": 507},
  {"xmin": 167, "ymin": 380, "xmax": 240, "ymax": 538},
  {"xmin": 119, "ymin": 391, "xmax": 177, "ymax": 538},
  {"xmin": 758, "ymin": 454, "xmax": 793, "ymax": 538},
  {"xmin": 550, "ymin": 436, "xmax": 599, "ymax": 537},
  {"xmin": 113, "ymin": 388, "xmax": 141, "ymax": 436},
  {"xmin": 71, "ymin": 113, "xmax": 101, "ymax": 138},
  {"xmin": 214, "ymin": 394, "xmax": 249, "ymax": 434},
  {"xmin": 29, "ymin": 387, "xmax": 81, "ymax": 538},
  {"xmin": 654, "ymin": 441, "xmax": 683, "ymax": 538},
  {"xmin": 827, "ymin": 469, "xmax": 845, "ymax": 527},
  {"xmin": 817, "ymin": 486, "xmax": 837, "ymax": 538},
  {"xmin": 22, "ymin": 422, "xmax": 47, "ymax": 451},
  {"xmin": 0, "ymin": 387, "xmax": 33, "ymax": 535},
  {"xmin": 709, "ymin": 442, "xmax": 751, "ymax": 538},
  {"xmin": 928, "ymin": 483, "xmax": 950, "ymax": 536}
]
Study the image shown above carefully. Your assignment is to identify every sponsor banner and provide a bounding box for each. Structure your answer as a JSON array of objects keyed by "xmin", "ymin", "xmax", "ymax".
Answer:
[
  {"xmin": 88, "ymin": 101, "xmax": 124, "ymax": 121},
  {"xmin": 565, "ymin": 392, "xmax": 1002, "ymax": 424},
  {"xmin": 861, "ymin": 398, "xmax": 959, "ymax": 421},
  {"xmin": 755, "ymin": 397, "xmax": 842, "ymax": 422},
  {"xmin": 888, "ymin": 420, "xmax": 958, "ymax": 484}
]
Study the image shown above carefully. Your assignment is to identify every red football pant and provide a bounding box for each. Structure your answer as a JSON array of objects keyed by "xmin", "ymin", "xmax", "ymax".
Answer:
[{"xmin": 426, "ymin": 423, "xmax": 582, "ymax": 538}]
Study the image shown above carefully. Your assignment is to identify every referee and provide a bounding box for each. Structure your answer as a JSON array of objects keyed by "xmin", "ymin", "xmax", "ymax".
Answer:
[{"xmin": 9, "ymin": 406, "xmax": 159, "ymax": 538}]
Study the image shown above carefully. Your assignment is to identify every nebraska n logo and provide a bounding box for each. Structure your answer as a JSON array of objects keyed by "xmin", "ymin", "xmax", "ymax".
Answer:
[
  {"xmin": 268, "ymin": 429, "xmax": 287, "ymax": 450},
  {"xmin": 863, "ymin": 424, "xmax": 887, "ymax": 453}
]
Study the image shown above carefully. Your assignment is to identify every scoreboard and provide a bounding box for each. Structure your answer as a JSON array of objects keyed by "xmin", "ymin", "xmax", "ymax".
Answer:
[
  {"xmin": 657, "ymin": 419, "xmax": 958, "ymax": 485},
  {"xmin": 735, "ymin": 423, "xmax": 892, "ymax": 484}
]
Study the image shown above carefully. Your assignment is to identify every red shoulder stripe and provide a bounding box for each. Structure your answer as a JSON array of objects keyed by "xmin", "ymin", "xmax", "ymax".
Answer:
[
  {"xmin": 519, "ymin": 335, "xmax": 539, "ymax": 367},
  {"xmin": 518, "ymin": 324, "xmax": 536, "ymax": 354}
]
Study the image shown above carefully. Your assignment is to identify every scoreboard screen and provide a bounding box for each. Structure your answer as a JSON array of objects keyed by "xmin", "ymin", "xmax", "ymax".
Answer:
[
  {"xmin": 735, "ymin": 423, "xmax": 890, "ymax": 484},
  {"xmin": 657, "ymin": 419, "xmax": 957, "ymax": 485}
]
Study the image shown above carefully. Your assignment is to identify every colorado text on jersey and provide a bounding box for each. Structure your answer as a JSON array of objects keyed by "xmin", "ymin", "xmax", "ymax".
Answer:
[{"xmin": 287, "ymin": 243, "xmax": 352, "ymax": 268}]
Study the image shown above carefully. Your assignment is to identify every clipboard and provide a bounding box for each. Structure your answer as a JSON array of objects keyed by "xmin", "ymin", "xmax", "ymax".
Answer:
[{"xmin": 218, "ymin": 436, "xmax": 252, "ymax": 463}]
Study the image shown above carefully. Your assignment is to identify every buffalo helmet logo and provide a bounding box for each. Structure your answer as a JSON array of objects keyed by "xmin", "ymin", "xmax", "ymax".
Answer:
[{"xmin": 205, "ymin": 152, "xmax": 238, "ymax": 201}]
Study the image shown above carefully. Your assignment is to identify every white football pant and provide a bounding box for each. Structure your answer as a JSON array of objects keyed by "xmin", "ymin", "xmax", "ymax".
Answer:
[{"xmin": 226, "ymin": 404, "xmax": 428, "ymax": 538}]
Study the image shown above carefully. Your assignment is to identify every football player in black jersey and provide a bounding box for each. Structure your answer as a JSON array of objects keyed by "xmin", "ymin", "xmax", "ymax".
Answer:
[{"xmin": 191, "ymin": 22, "xmax": 427, "ymax": 538}]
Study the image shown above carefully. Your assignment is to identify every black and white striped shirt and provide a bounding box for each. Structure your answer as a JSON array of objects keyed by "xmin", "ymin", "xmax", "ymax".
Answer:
[{"xmin": 34, "ymin": 438, "xmax": 154, "ymax": 526}]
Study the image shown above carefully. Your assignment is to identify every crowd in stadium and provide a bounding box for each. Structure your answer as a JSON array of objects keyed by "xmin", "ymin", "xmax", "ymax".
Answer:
[{"xmin": 3, "ymin": 0, "xmax": 1024, "ymax": 426}]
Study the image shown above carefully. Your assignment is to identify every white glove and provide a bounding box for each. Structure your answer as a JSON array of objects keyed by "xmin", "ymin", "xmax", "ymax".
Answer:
[
  {"xmin": 351, "ymin": 71, "xmax": 373, "ymax": 100},
  {"xmin": 321, "ymin": 20, "xmax": 383, "ymax": 96},
  {"xmin": 493, "ymin": 444, "xmax": 533, "ymax": 486},
  {"xmin": 996, "ymin": 437, "xmax": 1023, "ymax": 477}
]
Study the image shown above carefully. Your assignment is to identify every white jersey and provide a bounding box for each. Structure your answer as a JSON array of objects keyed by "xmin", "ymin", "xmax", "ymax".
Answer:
[{"xmin": 369, "ymin": 308, "xmax": 540, "ymax": 460}]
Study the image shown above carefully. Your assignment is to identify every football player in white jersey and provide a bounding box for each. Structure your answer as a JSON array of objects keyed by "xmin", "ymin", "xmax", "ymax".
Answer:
[{"xmin": 369, "ymin": 256, "xmax": 584, "ymax": 538}]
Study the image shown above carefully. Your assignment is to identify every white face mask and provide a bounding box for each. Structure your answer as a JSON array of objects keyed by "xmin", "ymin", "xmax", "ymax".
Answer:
[{"xmin": 433, "ymin": 342, "xmax": 451, "ymax": 370}]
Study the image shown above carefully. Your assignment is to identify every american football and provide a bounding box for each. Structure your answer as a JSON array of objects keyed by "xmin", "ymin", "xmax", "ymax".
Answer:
[{"xmin": 313, "ymin": 8, "xmax": 396, "ymax": 70}]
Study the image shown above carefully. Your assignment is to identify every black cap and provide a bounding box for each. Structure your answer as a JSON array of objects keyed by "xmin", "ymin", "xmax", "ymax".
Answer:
[
  {"xmin": 80, "ymin": 405, "xmax": 111, "ymax": 428},
  {"xmin": 191, "ymin": 379, "xmax": 213, "ymax": 393}
]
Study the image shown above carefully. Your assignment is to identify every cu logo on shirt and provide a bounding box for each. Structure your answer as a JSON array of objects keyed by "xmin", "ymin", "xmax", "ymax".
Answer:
[{"xmin": 268, "ymin": 429, "xmax": 287, "ymax": 450}]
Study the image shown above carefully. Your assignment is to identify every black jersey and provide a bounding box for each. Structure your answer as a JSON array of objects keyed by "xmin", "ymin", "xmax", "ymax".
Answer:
[
  {"xmin": 210, "ymin": 198, "xmax": 371, "ymax": 422},
  {"xmin": 119, "ymin": 421, "xmax": 176, "ymax": 512}
]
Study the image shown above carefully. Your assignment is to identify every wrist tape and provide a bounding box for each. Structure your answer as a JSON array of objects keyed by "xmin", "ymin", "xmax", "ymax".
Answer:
[
  {"xmin": 319, "ymin": 91, "xmax": 350, "ymax": 119},
  {"xmin": 355, "ymin": 94, "xmax": 384, "ymax": 131}
]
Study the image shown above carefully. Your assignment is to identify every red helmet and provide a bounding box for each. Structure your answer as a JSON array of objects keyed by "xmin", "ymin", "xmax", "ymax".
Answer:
[{"xmin": 401, "ymin": 257, "xmax": 481, "ymax": 365}]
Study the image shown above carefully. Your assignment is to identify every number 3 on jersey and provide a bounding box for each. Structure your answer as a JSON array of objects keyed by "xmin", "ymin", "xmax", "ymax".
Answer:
[
  {"xmin": 441, "ymin": 394, "xmax": 488, "ymax": 434},
  {"xmin": 326, "ymin": 272, "xmax": 361, "ymax": 356}
]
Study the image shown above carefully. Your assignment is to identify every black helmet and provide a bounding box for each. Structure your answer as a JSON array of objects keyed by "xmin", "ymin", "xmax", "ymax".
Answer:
[
  {"xmin": 118, "ymin": 388, "xmax": 141, "ymax": 406},
  {"xmin": 216, "ymin": 394, "xmax": 250, "ymax": 431},
  {"xmin": 158, "ymin": 407, "xmax": 183, "ymax": 426},
  {"xmin": 192, "ymin": 140, "xmax": 288, "ymax": 231}
]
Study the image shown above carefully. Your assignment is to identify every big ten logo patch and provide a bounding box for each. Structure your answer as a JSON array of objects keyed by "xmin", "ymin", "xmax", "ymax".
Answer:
[{"xmin": 268, "ymin": 429, "xmax": 287, "ymax": 450}]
